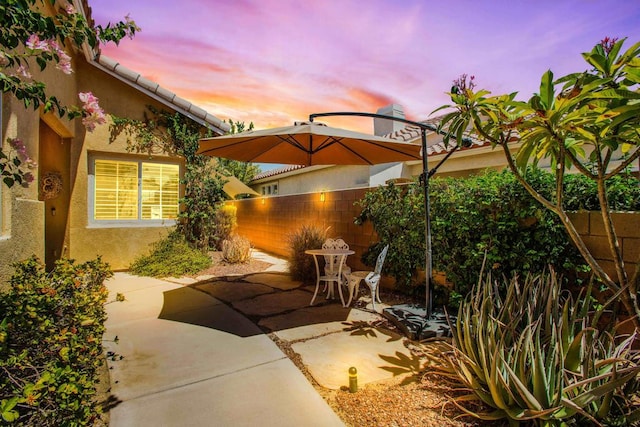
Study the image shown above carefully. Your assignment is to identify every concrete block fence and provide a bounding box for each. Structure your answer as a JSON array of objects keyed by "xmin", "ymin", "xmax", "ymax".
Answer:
[
  {"xmin": 232, "ymin": 188, "xmax": 377, "ymax": 272},
  {"xmin": 569, "ymin": 211, "xmax": 640, "ymax": 280},
  {"xmin": 233, "ymin": 188, "xmax": 639, "ymax": 281}
]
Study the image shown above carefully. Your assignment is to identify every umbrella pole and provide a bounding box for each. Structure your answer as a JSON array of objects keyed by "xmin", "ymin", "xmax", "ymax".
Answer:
[
  {"xmin": 309, "ymin": 111, "xmax": 472, "ymax": 321},
  {"xmin": 420, "ymin": 128, "xmax": 433, "ymax": 319}
]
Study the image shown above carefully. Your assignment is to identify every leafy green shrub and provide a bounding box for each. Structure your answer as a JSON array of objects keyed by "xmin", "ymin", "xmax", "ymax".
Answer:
[
  {"xmin": 129, "ymin": 231, "xmax": 211, "ymax": 277},
  {"xmin": 0, "ymin": 256, "xmax": 113, "ymax": 425},
  {"xmin": 211, "ymin": 204, "xmax": 238, "ymax": 250},
  {"xmin": 563, "ymin": 173, "xmax": 640, "ymax": 211},
  {"xmin": 355, "ymin": 182, "xmax": 425, "ymax": 289},
  {"xmin": 430, "ymin": 168, "xmax": 589, "ymax": 301},
  {"xmin": 356, "ymin": 168, "xmax": 638, "ymax": 303},
  {"xmin": 287, "ymin": 225, "xmax": 328, "ymax": 282},
  {"xmin": 222, "ymin": 235, "xmax": 251, "ymax": 263},
  {"xmin": 435, "ymin": 270, "xmax": 640, "ymax": 426}
]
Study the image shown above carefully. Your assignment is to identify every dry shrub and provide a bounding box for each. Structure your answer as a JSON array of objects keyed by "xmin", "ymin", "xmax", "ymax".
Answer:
[
  {"xmin": 287, "ymin": 224, "xmax": 329, "ymax": 281},
  {"xmin": 222, "ymin": 235, "xmax": 251, "ymax": 263}
]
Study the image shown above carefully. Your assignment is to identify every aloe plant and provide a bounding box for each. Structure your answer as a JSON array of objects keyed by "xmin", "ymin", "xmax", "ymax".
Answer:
[{"xmin": 435, "ymin": 271, "xmax": 640, "ymax": 426}]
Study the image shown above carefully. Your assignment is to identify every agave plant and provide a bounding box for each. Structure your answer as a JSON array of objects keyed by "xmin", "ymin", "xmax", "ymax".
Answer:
[{"xmin": 433, "ymin": 270, "xmax": 640, "ymax": 426}]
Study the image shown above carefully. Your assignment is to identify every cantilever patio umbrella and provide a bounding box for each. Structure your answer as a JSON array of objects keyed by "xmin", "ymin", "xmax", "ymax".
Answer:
[{"xmin": 197, "ymin": 121, "xmax": 422, "ymax": 165}]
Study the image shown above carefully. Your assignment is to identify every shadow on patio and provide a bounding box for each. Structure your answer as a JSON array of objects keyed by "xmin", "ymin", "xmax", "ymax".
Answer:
[{"xmin": 191, "ymin": 271, "xmax": 372, "ymax": 333}]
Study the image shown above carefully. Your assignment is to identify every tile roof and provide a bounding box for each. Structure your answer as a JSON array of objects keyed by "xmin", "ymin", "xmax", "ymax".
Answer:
[
  {"xmin": 78, "ymin": 0, "xmax": 229, "ymax": 135},
  {"xmin": 253, "ymin": 164, "xmax": 307, "ymax": 181},
  {"xmin": 381, "ymin": 116, "xmax": 487, "ymax": 156}
]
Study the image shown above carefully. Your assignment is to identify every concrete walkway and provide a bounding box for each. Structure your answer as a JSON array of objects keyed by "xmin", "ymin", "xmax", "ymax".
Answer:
[
  {"xmin": 103, "ymin": 251, "xmax": 417, "ymax": 426},
  {"xmin": 103, "ymin": 273, "xmax": 344, "ymax": 426}
]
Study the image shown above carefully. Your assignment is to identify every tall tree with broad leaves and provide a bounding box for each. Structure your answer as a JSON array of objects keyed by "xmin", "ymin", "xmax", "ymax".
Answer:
[{"xmin": 434, "ymin": 37, "xmax": 640, "ymax": 326}]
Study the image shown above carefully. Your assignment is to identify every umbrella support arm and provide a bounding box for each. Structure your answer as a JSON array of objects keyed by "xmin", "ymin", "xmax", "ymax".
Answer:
[{"xmin": 309, "ymin": 111, "xmax": 464, "ymax": 320}]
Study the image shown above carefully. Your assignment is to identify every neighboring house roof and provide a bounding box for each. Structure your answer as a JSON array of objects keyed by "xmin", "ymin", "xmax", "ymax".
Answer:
[
  {"xmin": 253, "ymin": 165, "xmax": 306, "ymax": 181},
  {"xmin": 78, "ymin": 0, "xmax": 230, "ymax": 135},
  {"xmin": 384, "ymin": 119, "xmax": 488, "ymax": 156}
]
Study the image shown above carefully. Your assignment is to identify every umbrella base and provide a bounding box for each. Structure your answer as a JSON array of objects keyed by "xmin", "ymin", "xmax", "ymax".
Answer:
[{"xmin": 382, "ymin": 304, "xmax": 453, "ymax": 341}]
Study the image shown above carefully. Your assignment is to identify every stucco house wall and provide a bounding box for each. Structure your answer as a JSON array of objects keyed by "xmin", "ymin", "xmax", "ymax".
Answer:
[
  {"xmin": 66, "ymin": 60, "xmax": 184, "ymax": 269},
  {"xmin": 254, "ymin": 164, "xmax": 371, "ymax": 196},
  {"xmin": 0, "ymin": 95, "xmax": 46, "ymax": 281},
  {"xmin": 0, "ymin": 2, "xmax": 226, "ymax": 285}
]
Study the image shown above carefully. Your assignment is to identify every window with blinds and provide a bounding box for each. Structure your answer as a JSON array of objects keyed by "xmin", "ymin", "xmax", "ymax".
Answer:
[{"xmin": 94, "ymin": 159, "xmax": 179, "ymax": 221}]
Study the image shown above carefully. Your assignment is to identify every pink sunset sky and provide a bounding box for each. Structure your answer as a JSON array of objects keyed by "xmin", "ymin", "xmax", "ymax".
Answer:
[{"xmin": 90, "ymin": 0, "xmax": 640, "ymax": 134}]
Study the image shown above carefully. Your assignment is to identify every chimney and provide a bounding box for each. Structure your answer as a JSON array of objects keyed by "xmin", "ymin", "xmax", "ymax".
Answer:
[{"xmin": 374, "ymin": 104, "xmax": 405, "ymax": 136}]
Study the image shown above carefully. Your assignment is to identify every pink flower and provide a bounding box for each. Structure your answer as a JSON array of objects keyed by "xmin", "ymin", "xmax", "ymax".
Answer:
[
  {"xmin": 79, "ymin": 92, "xmax": 99, "ymax": 109},
  {"xmin": 16, "ymin": 64, "xmax": 32, "ymax": 79},
  {"xmin": 79, "ymin": 92, "xmax": 107, "ymax": 132},
  {"xmin": 8, "ymin": 137, "xmax": 24, "ymax": 151},
  {"xmin": 56, "ymin": 51, "xmax": 73, "ymax": 74},
  {"xmin": 25, "ymin": 34, "xmax": 50, "ymax": 51},
  {"xmin": 600, "ymin": 37, "xmax": 619, "ymax": 55},
  {"xmin": 65, "ymin": 3, "xmax": 76, "ymax": 14},
  {"xmin": 0, "ymin": 51, "xmax": 8, "ymax": 67},
  {"xmin": 8, "ymin": 138, "xmax": 31, "ymax": 162},
  {"xmin": 22, "ymin": 172, "xmax": 34, "ymax": 184}
]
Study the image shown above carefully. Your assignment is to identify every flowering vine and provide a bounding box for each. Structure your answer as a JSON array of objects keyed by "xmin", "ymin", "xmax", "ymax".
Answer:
[
  {"xmin": 0, "ymin": 0, "xmax": 139, "ymax": 188},
  {"xmin": 78, "ymin": 92, "xmax": 107, "ymax": 132},
  {"xmin": 1, "ymin": 138, "xmax": 37, "ymax": 189}
]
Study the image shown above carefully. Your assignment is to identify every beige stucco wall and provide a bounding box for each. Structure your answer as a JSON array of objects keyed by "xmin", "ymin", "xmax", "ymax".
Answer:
[
  {"xmin": 65, "ymin": 60, "xmax": 182, "ymax": 270},
  {"xmin": 255, "ymin": 165, "xmax": 378, "ymax": 196},
  {"xmin": 1, "ymin": 37, "xmax": 183, "ymax": 285},
  {"xmin": 0, "ymin": 87, "xmax": 55, "ymax": 289}
]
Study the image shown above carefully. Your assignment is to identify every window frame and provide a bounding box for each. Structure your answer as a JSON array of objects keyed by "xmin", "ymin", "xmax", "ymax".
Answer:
[{"xmin": 88, "ymin": 153, "xmax": 182, "ymax": 228}]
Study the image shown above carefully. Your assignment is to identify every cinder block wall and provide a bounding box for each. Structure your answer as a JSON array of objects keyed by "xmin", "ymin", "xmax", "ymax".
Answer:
[
  {"xmin": 233, "ymin": 188, "xmax": 377, "ymax": 271},
  {"xmin": 569, "ymin": 211, "xmax": 640, "ymax": 279}
]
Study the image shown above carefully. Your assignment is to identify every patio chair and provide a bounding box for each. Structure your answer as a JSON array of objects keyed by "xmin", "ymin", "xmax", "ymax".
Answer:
[
  {"xmin": 344, "ymin": 245, "xmax": 389, "ymax": 311},
  {"xmin": 322, "ymin": 238, "xmax": 352, "ymax": 286}
]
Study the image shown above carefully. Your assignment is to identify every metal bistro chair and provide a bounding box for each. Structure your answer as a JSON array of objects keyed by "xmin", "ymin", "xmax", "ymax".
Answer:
[
  {"xmin": 344, "ymin": 245, "xmax": 389, "ymax": 311},
  {"xmin": 322, "ymin": 238, "xmax": 352, "ymax": 285}
]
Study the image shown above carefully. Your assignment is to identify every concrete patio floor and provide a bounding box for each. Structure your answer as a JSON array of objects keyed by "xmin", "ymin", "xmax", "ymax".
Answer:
[{"xmin": 103, "ymin": 251, "xmax": 416, "ymax": 425}]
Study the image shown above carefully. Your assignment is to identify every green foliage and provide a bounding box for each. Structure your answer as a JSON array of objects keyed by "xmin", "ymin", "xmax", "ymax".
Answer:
[
  {"xmin": 354, "ymin": 168, "xmax": 635, "ymax": 300},
  {"xmin": 110, "ymin": 108, "xmax": 227, "ymax": 250},
  {"xmin": 129, "ymin": 232, "xmax": 211, "ymax": 277},
  {"xmin": 355, "ymin": 182, "xmax": 425, "ymax": 289},
  {"xmin": 210, "ymin": 204, "xmax": 237, "ymax": 250},
  {"xmin": 430, "ymin": 168, "xmax": 589, "ymax": 301},
  {"xmin": 563, "ymin": 173, "xmax": 640, "ymax": 211},
  {"xmin": 216, "ymin": 120, "xmax": 260, "ymax": 187},
  {"xmin": 287, "ymin": 225, "xmax": 328, "ymax": 282},
  {"xmin": 0, "ymin": 256, "xmax": 113, "ymax": 425},
  {"xmin": 0, "ymin": 0, "xmax": 138, "ymax": 119},
  {"xmin": 222, "ymin": 235, "xmax": 252, "ymax": 264},
  {"xmin": 435, "ymin": 270, "xmax": 640, "ymax": 426},
  {"xmin": 435, "ymin": 37, "xmax": 640, "ymax": 322}
]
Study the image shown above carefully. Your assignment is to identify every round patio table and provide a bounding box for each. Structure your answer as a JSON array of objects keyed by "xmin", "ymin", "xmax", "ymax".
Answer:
[{"xmin": 305, "ymin": 248, "xmax": 354, "ymax": 306}]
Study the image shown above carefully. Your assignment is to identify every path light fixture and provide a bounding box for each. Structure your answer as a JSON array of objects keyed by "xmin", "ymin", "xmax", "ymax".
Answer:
[{"xmin": 309, "ymin": 112, "xmax": 471, "ymax": 320}]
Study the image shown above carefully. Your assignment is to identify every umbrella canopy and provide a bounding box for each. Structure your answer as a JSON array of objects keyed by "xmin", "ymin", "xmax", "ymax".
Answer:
[{"xmin": 197, "ymin": 121, "xmax": 422, "ymax": 166}]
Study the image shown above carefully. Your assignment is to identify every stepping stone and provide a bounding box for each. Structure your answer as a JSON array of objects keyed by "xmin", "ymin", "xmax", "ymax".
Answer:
[
  {"xmin": 244, "ymin": 273, "xmax": 302, "ymax": 290},
  {"xmin": 232, "ymin": 290, "xmax": 312, "ymax": 316},
  {"xmin": 195, "ymin": 281, "xmax": 274, "ymax": 303},
  {"xmin": 264, "ymin": 306, "xmax": 378, "ymax": 339}
]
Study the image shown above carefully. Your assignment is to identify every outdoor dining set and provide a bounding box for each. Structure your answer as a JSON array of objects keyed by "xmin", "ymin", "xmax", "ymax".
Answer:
[{"xmin": 305, "ymin": 238, "xmax": 389, "ymax": 310}]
